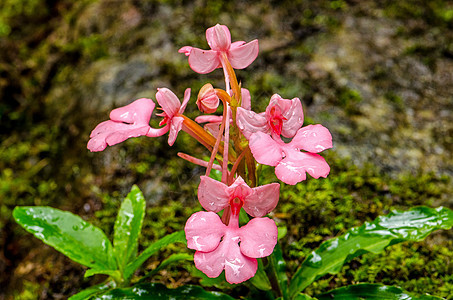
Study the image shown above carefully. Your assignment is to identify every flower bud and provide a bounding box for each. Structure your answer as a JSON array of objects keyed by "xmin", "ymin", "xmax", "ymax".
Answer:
[{"xmin": 197, "ymin": 83, "xmax": 219, "ymax": 114}]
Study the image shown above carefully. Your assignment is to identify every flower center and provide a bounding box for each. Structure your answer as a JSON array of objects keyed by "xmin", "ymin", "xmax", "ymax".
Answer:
[
  {"xmin": 269, "ymin": 106, "xmax": 286, "ymax": 135},
  {"xmin": 230, "ymin": 197, "xmax": 244, "ymax": 216}
]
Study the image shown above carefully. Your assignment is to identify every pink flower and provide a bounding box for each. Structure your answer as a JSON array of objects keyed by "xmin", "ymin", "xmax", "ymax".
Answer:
[
  {"xmin": 155, "ymin": 88, "xmax": 191, "ymax": 146},
  {"xmin": 249, "ymin": 125, "xmax": 332, "ymax": 185},
  {"xmin": 185, "ymin": 211, "xmax": 277, "ymax": 284},
  {"xmin": 87, "ymin": 98, "xmax": 157, "ymax": 152},
  {"xmin": 198, "ymin": 176, "xmax": 280, "ymax": 217},
  {"xmin": 236, "ymin": 94, "xmax": 304, "ymax": 139},
  {"xmin": 197, "ymin": 83, "xmax": 219, "ymax": 114},
  {"xmin": 87, "ymin": 88, "xmax": 191, "ymax": 152},
  {"xmin": 179, "ymin": 24, "xmax": 259, "ymax": 74}
]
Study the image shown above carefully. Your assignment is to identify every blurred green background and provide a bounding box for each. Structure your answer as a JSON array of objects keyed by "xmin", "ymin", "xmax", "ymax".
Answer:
[{"xmin": 0, "ymin": 0, "xmax": 452, "ymax": 298}]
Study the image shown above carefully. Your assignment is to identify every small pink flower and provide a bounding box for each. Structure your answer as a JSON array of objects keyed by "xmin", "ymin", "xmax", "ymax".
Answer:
[
  {"xmin": 179, "ymin": 24, "xmax": 259, "ymax": 74},
  {"xmin": 248, "ymin": 125, "xmax": 332, "ymax": 185},
  {"xmin": 198, "ymin": 176, "xmax": 280, "ymax": 217},
  {"xmin": 87, "ymin": 98, "xmax": 157, "ymax": 152},
  {"xmin": 185, "ymin": 211, "xmax": 277, "ymax": 284},
  {"xmin": 155, "ymin": 88, "xmax": 191, "ymax": 146},
  {"xmin": 197, "ymin": 83, "xmax": 219, "ymax": 114},
  {"xmin": 236, "ymin": 94, "xmax": 304, "ymax": 139}
]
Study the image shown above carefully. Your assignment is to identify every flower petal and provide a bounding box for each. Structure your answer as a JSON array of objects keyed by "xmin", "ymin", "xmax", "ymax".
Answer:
[
  {"xmin": 206, "ymin": 24, "xmax": 231, "ymax": 51},
  {"xmin": 226, "ymin": 176, "xmax": 253, "ymax": 200},
  {"xmin": 243, "ymin": 183, "xmax": 280, "ymax": 217},
  {"xmin": 195, "ymin": 115, "xmax": 222, "ymax": 124},
  {"xmin": 168, "ymin": 116, "xmax": 184, "ymax": 146},
  {"xmin": 290, "ymin": 124, "xmax": 333, "ymax": 153},
  {"xmin": 109, "ymin": 98, "xmax": 155, "ymax": 124},
  {"xmin": 248, "ymin": 132, "xmax": 282, "ymax": 166},
  {"xmin": 188, "ymin": 48, "xmax": 220, "ymax": 74},
  {"xmin": 236, "ymin": 107, "xmax": 268, "ymax": 139},
  {"xmin": 178, "ymin": 46, "xmax": 192, "ymax": 56},
  {"xmin": 281, "ymin": 97, "xmax": 304, "ymax": 138},
  {"xmin": 156, "ymin": 88, "xmax": 180, "ymax": 118},
  {"xmin": 275, "ymin": 151, "xmax": 330, "ymax": 185},
  {"xmin": 185, "ymin": 211, "xmax": 226, "ymax": 252},
  {"xmin": 240, "ymin": 88, "xmax": 251, "ymax": 110},
  {"xmin": 179, "ymin": 88, "xmax": 191, "ymax": 114},
  {"xmin": 198, "ymin": 176, "xmax": 229, "ymax": 213},
  {"xmin": 239, "ymin": 217, "xmax": 278, "ymax": 258},
  {"xmin": 228, "ymin": 39, "xmax": 259, "ymax": 69},
  {"xmin": 194, "ymin": 230, "xmax": 258, "ymax": 283}
]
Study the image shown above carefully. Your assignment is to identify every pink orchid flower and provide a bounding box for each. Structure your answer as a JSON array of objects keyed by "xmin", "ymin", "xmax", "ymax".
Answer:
[
  {"xmin": 236, "ymin": 94, "xmax": 304, "ymax": 139},
  {"xmin": 198, "ymin": 176, "xmax": 280, "ymax": 217},
  {"xmin": 155, "ymin": 87, "xmax": 191, "ymax": 146},
  {"xmin": 179, "ymin": 24, "xmax": 259, "ymax": 74},
  {"xmin": 185, "ymin": 211, "xmax": 277, "ymax": 284},
  {"xmin": 87, "ymin": 98, "xmax": 158, "ymax": 152},
  {"xmin": 87, "ymin": 88, "xmax": 191, "ymax": 152},
  {"xmin": 249, "ymin": 124, "xmax": 333, "ymax": 185}
]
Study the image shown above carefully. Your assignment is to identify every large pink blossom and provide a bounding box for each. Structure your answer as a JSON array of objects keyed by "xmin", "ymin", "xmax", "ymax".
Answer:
[
  {"xmin": 185, "ymin": 211, "xmax": 277, "ymax": 284},
  {"xmin": 198, "ymin": 176, "xmax": 280, "ymax": 217},
  {"xmin": 236, "ymin": 94, "xmax": 304, "ymax": 139},
  {"xmin": 179, "ymin": 24, "xmax": 259, "ymax": 74},
  {"xmin": 249, "ymin": 125, "xmax": 332, "ymax": 185},
  {"xmin": 87, "ymin": 98, "xmax": 159, "ymax": 152},
  {"xmin": 87, "ymin": 88, "xmax": 191, "ymax": 152}
]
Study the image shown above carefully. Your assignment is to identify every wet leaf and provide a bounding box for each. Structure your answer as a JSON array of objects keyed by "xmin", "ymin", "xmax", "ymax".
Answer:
[
  {"xmin": 13, "ymin": 206, "xmax": 116, "ymax": 270},
  {"xmin": 317, "ymin": 284, "xmax": 444, "ymax": 299},
  {"xmin": 113, "ymin": 185, "xmax": 146, "ymax": 271},
  {"xmin": 124, "ymin": 230, "xmax": 186, "ymax": 279},
  {"xmin": 92, "ymin": 283, "xmax": 235, "ymax": 299},
  {"xmin": 289, "ymin": 206, "xmax": 453, "ymax": 298},
  {"xmin": 250, "ymin": 258, "xmax": 272, "ymax": 291},
  {"xmin": 268, "ymin": 242, "xmax": 289, "ymax": 299}
]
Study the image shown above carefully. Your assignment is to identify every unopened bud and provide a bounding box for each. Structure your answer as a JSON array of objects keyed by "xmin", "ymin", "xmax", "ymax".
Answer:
[{"xmin": 197, "ymin": 83, "xmax": 219, "ymax": 114}]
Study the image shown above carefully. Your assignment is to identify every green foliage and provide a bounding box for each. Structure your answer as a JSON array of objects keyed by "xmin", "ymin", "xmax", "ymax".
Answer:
[
  {"xmin": 317, "ymin": 283, "xmax": 444, "ymax": 300},
  {"xmin": 288, "ymin": 206, "xmax": 453, "ymax": 298}
]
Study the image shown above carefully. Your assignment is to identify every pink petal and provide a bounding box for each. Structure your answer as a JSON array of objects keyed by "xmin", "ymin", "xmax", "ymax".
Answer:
[
  {"xmin": 188, "ymin": 48, "xmax": 220, "ymax": 74},
  {"xmin": 156, "ymin": 88, "xmax": 180, "ymax": 118},
  {"xmin": 275, "ymin": 151, "xmax": 330, "ymax": 185},
  {"xmin": 179, "ymin": 88, "xmax": 191, "ymax": 114},
  {"xmin": 239, "ymin": 217, "xmax": 278, "ymax": 258},
  {"xmin": 178, "ymin": 46, "xmax": 192, "ymax": 56},
  {"xmin": 290, "ymin": 124, "xmax": 333, "ymax": 153},
  {"xmin": 243, "ymin": 183, "xmax": 280, "ymax": 217},
  {"xmin": 198, "ymin": 176, "xmax": 229, "ymax": 212},
  {"xmin": 236, "ymin": 107, "xmax": 269, "ymax": 139},
  {"xmin": 195, "ymin": 115, "xmax": 222, "ymax": 124},
  {"xmin": 146, "ymin": 124, "xmax": 170, "ymax": 137},
  {"xmin": 109, "ymin": 98, "xmax": 155, "ymax": 124},
  {"xmin": 228, "ymin": 39, "xmax": 259, "ymax": 69},
  {"xmin": 206, "ymin": 24, "xmax": 231, "ymax": 51},
  {"xmin": 185, "ymin": 211, "xmax": 226, "ymax": 252},
  {"xmin": 168, "ymin": 116, "xmax": 184, "ymax": 146},
  {"xmin": 281, "ymin": 97, "xmax": 304, "ymax": 138},
  {"xmin": 194, "ymin": 231, "xmax": 257, "ymax": 283},
  {"xmin": 240, "ymin": 88, "xmax": 251, "ymax": 110},
  {"xmin": 226, "ymin": 176, "xmax": 253, "ymax": 200},
  {"xmin": 248, "ymin": 132, "xmax": 282, "ymax": 166}
]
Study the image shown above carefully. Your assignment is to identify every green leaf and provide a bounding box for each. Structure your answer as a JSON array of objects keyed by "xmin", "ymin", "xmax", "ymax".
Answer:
[
  {"xmin": 113, "ymin": 185, "xmax": 146, "ymax": 271},
  {"xmin": 93, "ymin": 283, "xmax": 235, "ymax": 299},
  {"xmin": 68, "ymin": 281, "xmax": 115, "ymax": 300},
  {"xmin": 269, "ymin": 242, "xmax": 289, "ymax": 299},
  {"xmin": 124, "ymin": 230, "xmax": 186, "ymax": 279},
  {"xmin": 84, "ymin": 269, "xmax": 122, "ymax": 281},
  {"xmin": 316, "ymin": 284, "xmax": 444, "ymax": 299},
  {"xmin": 289, "ymin": 206, "xmax": 453, "ymax": 298},
  {"xmin": 13, "ymin": 206, "xmax": 116, "ymax": 270},
  {"xmin": 249, "ymin": 258, "xmax": 272, "ymax": 291}
]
